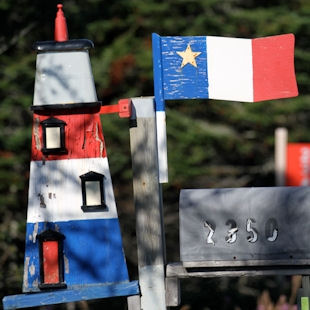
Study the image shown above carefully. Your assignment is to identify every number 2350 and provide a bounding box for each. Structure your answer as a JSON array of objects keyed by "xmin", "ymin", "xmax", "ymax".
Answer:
[{"xmin": 203, "ymin": 218, "xmax": 278, "ymax": 245}]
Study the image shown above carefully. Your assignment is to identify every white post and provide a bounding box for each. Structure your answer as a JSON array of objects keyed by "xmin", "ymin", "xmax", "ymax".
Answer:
[
  {"xmin": 129, "ymin": 97, "xmax": 166, "ymax": 310},
  {"xmin": 275, "ymin": 127, "xmax": 288, "ymax": 186}
]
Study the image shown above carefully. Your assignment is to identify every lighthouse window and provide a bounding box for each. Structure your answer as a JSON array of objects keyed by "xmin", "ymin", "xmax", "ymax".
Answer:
[
  {"xmin": 46, "ymin": 127, "xmax": 61, "ymax": 148},
  {"xmin": 41, "ymin": 118, "xmax": 67, "ymax": 155},
  {"xmin": 80, "ymin": 171, "xmax": 107, "ymax": 211},
  {"xmin": 37, "ymin": 229, "xmax": 66, "ymax": 290}
]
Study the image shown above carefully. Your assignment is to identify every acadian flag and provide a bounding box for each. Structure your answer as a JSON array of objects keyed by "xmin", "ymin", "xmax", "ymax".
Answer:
[{"xmin": 152, "ymin": 33, "xmax": 298, "ymax": 183}]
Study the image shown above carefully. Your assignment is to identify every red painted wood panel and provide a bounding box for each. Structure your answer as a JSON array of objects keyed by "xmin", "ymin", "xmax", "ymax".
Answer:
[
  {"xmin": 42, "ymin": 241, "xmax": 59, "ymax": 284},
  {"xmin": 252, "ymin": 34, "xmax": 298, "ymax": 102},
  {"xmin": 31, "ymin": 112, "xmax": 107, "ymax": 161},
  {"xmin": 286, "ymin": 143, "xmax": 310, "ymax": 186}
]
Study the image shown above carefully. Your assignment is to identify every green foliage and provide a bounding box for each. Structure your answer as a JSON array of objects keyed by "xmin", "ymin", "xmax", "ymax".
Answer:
[{"xmin": 0, "ymin": 0, "xmax": 309, "ymax": 309}]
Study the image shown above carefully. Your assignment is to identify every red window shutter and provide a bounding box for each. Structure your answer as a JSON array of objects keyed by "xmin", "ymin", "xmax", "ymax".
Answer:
[{"xmin": 42, "ymin": 241, "xmax": 59, "ymax": 284}]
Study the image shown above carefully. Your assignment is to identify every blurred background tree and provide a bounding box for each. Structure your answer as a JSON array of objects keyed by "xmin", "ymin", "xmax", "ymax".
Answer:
[{"xmin": 0, "ymin": 0, "xmax": 309, "ymax": 309}]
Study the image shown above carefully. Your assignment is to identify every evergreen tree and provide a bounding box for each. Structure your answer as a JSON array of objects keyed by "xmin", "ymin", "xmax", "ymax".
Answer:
[{"xmin": 0, "ymin": 0, "xmax": 309, "ymax": 308}]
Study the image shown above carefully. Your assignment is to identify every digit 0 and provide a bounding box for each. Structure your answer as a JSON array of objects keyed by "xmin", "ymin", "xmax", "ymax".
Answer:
[{"xmin": 265, "ymin": 218, "xmax": 278, "ymax": 242}]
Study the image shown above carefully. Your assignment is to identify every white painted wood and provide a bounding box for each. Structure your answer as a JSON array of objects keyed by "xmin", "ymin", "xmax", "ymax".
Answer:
[
  {"xmin": 127, "ymin": 295, "xmax": 141, "ymax": 310},
  {"xmin": 33, "ymin": 51, "xmax": 98, "ymax": 106},
  {"xmin": 27, "ymin": 157, "xmax": 118, "ymax": 223},
  {"xmin": 156, "ymin": 111, "xmax": 168, "ymax": 183},
  {"xmin": 275, "ymin": 127, "xmax": 288, "ymax": 186},
  {"xmin": 85, "ymin": 181, "xmax": 101, "ymax": 206},
  {"xmin": 139, "ymin": 265, "xmax": 166, "ymax": 310},
  {"xmin": 129, "ymin": 97, "xmax": 167, "ymax": 310},
  {"xmin": 207, "ymin": 36, "xmax": 253, "ymax": 102},
  {"xmin": 131, "ymin": 96, "xmax": 156, "ymax": 117}
]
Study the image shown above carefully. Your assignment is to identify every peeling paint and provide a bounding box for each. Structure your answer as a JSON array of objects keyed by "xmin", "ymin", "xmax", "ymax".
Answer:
[
  {"xmin": 64, "ymin": 255, "xmax": 69, "ymax": 274},
  {"xmin": 32, "ymin": 222, "xmax": 39, "ymax": 243},
  {"xmin": 29, "ymin": 262, "xmax": 36, "ymax": 276},
  {"xmin": 82, "ymin": 130, "xmax": 86, "ymax": 149},
  {"xmin": 38, "ymin": 193, "xmax": 46, "ymax": 208},
  {"xmin": 95, "ymin": 123, "xmax": 104, "ymax": 156},
  {"xmin": 23, "ymin": 257, "xmax": 30, "ymax": 288},
  {"xmin": 48, "ymin": 192, "xmax": 56, "ymax": 199},
  {"xmin": 33, "ymin": 117, "xmax": 41, "ymax": 151},
  {"xmin": 32, "ymin": 278, "xmax": 39, "ymax": 288}
]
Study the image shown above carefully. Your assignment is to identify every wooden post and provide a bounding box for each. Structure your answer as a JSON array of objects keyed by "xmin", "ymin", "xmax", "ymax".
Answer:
[
  {"xmin": 165, "ymin": 278, "xmax": 180, "ymax": 307},
  {"xmin": 129, "ymin": 97, "xmax": 167, "ymax": 310},
  {"xmin": 275, "ymin": 127, "xmax": 288, "ymax": 186},
  {"xmin": 127, "ymin": 295, "xmax": 141, "ymax": 310}
]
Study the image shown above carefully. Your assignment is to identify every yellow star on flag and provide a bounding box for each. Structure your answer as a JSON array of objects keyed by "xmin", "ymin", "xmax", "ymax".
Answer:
[{"xmin": 176, "ymin": 44, "xmax": 201, "ymax": 68}]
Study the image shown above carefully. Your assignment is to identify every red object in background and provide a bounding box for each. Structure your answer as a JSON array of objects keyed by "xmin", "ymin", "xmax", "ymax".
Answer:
[
  {"xmin": 286, "ymin": 143, "xmax": 310, "ymax": 186},
  {"xmin": 42, "ymin": 241, "xmax": 59, "ymax": 284},
  {"xmin": 54, "ymin": 4, "xmax": 68, "ymax": 41}
]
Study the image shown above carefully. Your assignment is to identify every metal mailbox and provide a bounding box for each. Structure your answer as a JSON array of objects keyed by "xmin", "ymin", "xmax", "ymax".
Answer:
[{"xmin": 180, "ymin": 186, "xmax": 310, "ymax": 266}]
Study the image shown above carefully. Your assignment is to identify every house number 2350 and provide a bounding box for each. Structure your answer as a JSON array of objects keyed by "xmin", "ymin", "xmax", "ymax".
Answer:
[{"xmin": 203, "ymin": 218, "xmax": 278, "ymax": 245}]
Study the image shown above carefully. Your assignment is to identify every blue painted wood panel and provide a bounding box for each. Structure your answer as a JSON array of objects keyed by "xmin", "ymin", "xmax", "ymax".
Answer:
[
  {"xmin": 161, "ymin": 36, "xmax": 208, "ymax": 101},
  {"xmin": 3, "ymin": 281, "xmax": 139, "ymax": 309},
  {"xmin": 23, "ymin": 219, "xmax": 129, "ymax": 292},
  {"xmin": 152, "ymin": 33, "xmax": 209, "ymax": 113}
]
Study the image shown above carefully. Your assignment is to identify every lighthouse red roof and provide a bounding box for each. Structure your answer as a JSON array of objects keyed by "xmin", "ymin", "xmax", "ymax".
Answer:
[{"xmin": 54, "ymin": 4, "xmax": 68, "ymax": 42}]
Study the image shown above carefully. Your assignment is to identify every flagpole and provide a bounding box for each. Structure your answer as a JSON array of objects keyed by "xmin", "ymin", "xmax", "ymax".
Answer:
[{"xmin": 152, "ymin": 33, "xmax": 169, "ymax": 184}]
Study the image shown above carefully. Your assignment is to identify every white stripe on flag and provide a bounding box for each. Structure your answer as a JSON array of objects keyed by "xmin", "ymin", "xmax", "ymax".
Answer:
[{"xmin": 207, "ymin": 36, "xmax": 254, "ymax": 102}]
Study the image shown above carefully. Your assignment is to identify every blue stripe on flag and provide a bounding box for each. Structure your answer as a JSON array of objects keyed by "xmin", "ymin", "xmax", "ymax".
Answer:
[{"xmin": 161, "ymin": 36, "xmax": 209, "ymax": 100}]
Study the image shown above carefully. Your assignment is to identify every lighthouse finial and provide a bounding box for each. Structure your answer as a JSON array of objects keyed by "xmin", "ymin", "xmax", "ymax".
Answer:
[{"xmin": 54, "ymin": 3, "xmax": 68, "ymax": 42}]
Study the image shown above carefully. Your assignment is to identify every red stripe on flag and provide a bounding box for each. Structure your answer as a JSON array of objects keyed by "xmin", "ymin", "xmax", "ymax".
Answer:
[{"xmin": 252, "ymin": 34, "xmax": 298, "ymax": 102}]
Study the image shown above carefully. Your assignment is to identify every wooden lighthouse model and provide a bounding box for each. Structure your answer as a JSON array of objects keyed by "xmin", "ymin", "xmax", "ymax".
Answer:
[{"xmin": 3, "ymin": 5, "xmax": 139, "ymax": 307}]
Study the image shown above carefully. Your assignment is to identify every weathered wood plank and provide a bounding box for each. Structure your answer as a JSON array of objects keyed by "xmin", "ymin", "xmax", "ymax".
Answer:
[
  {"xmin": 127, "ymin": 294, "xmax": 141, "ymax": 310},
  {"xmin": 129, "ymin": 97, "xmax": 166, "ymax": 310},
  {"xmin": 3, "ymin": 281, "xmax": 140, "ymax": 310},
  {"xmin": 183, "ymin": 259, "xmax": 310, "ymax": 268},
  {"xmin": 166, "ymin": 262, "xmax": 310, "ymax": 279},
  {"xmin": 165, "ymin": 277, "xmax": 181, "ymax": 307}
]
